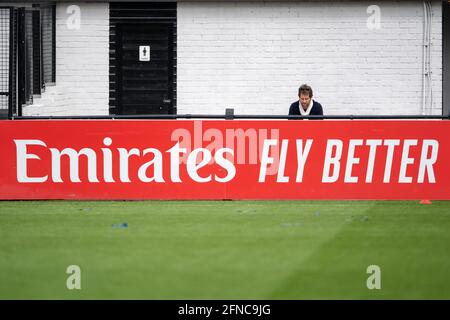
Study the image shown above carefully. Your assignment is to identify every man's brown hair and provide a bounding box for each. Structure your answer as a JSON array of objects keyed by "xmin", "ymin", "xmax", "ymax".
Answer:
[{"xmin": 298, "ymin": 84, "xmax": 313, "ymax": 98}]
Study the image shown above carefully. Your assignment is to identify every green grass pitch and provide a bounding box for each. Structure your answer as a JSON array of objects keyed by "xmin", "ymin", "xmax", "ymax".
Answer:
[{"xmin": 1, "ymin": 200, "xmax": 450, "ymax": 299}]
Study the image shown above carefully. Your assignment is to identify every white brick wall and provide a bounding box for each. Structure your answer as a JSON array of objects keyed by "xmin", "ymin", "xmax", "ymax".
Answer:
[
  {"xmin": 429, "ymin": 1, "xmax": 443, "ymax": 115},
  {"xmin": 19, "ymin": 1, "xmax": 443, "ymax": 116},
  {"xmin": 177, "ymin": 1, "xmax": 443, "ymax": 116},
  {"xmin": 23, "ymin": 2, "xmax": 109, "ymax": 116}
]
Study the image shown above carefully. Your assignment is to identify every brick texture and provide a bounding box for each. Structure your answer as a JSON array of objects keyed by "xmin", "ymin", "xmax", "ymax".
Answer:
[{"xmin": 177, "ymin": 1, "xmax": 442, "ymax": 116}]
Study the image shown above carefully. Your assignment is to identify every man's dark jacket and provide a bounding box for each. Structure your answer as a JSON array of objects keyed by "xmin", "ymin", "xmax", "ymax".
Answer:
[{"xmin": 288, "ymin": 100, "xmax": 323, "ymax": 119}]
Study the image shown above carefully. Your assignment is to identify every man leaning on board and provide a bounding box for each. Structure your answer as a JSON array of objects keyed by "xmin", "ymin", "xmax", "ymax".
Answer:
[{"xmin": 288, "ymin": 84, "xmax": 324, "ymax": 119}]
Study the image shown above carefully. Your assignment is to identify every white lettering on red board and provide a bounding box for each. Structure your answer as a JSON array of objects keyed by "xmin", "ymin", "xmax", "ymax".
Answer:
[{"xmin": 14, "ymin": 138, "xmax": 438, "ymax": 184}]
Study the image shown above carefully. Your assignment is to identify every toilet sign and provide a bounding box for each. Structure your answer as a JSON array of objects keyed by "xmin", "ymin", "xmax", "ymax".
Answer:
[{"xmin": 139, "ymin": 46, "xmax": 150, "ymax": 61}]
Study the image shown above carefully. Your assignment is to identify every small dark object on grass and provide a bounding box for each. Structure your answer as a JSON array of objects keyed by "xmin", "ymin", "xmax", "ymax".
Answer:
[{"xmin": 112, "ymin": 223, "xmax": 128, "ymax": 228}]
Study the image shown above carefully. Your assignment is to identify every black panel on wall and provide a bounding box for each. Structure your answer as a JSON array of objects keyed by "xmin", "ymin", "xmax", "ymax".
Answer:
[
  {"xmin": 41, "ymin": 4, "xmax": 55, "ymax": 84},
  {"xmin": 109, "ymin": 2, "xmax": 177, "ymax": 115},
  {"xmin": 32, "ymin": 9, "xmax": 41, "ymax": 95}
]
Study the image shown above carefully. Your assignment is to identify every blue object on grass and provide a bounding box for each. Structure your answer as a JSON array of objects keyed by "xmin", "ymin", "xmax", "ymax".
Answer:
[{"xmin": 112, "ymin": 223, "xmax": 128, "ymax": 228}]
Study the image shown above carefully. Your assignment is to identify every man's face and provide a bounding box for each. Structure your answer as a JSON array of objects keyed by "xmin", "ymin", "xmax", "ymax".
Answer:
[{"xmin": 299, "ymin": 93, "xmax": 312, "ymax": 109}]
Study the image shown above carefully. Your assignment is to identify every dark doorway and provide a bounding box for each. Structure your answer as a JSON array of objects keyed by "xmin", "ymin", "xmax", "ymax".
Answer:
[
  {"xmin": 109, "ymin": 2, "xmax": 177, "ymax": 116},
  {"xmin": 116, "ymin": 23, "xmax": 174, "ymax": 115}
]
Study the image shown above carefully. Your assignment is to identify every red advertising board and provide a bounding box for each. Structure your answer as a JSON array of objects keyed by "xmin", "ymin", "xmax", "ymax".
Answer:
[{"xmin": 0, "ymin": 120, "xmax": 449, "ymax": 200}]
